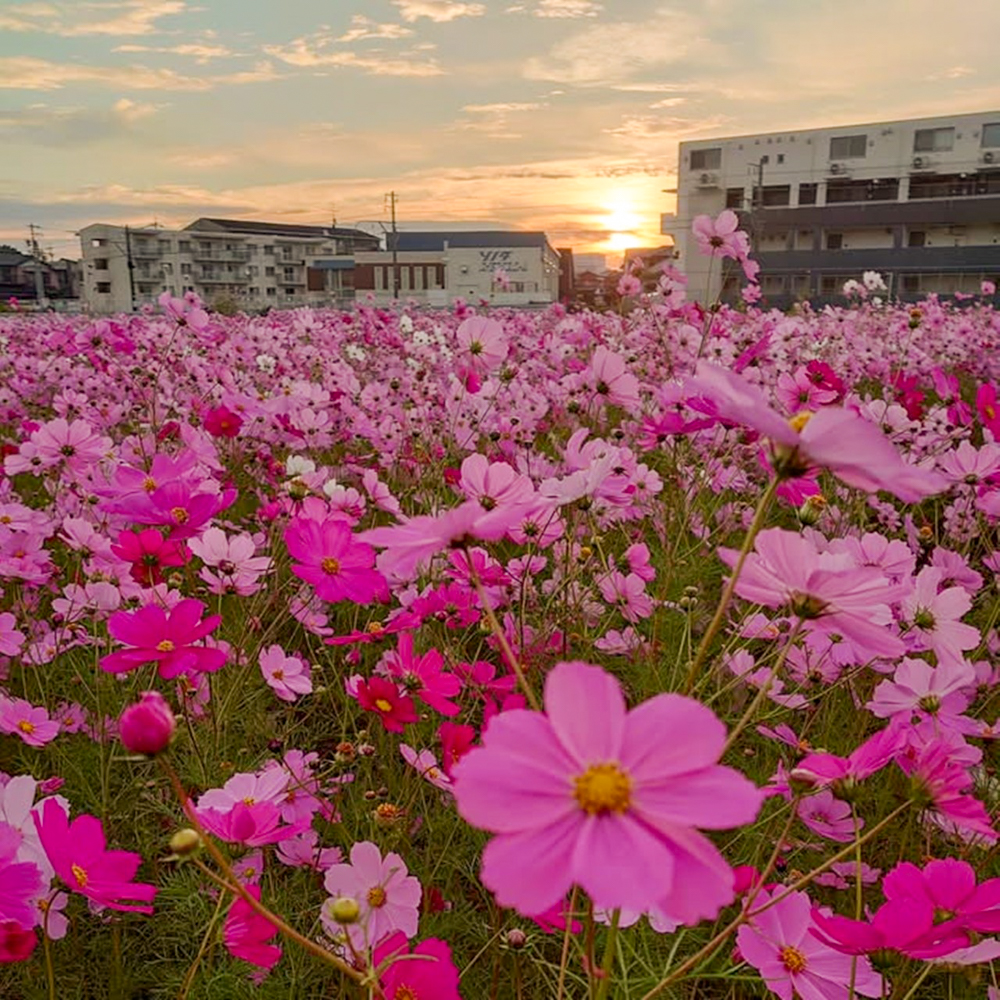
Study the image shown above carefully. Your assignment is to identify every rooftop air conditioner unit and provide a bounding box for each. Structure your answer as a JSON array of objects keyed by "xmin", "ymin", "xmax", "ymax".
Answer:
[
  {"xmin": 696, "ymin": 172, "xmax": 720, "ymax": 187},
  {"xmin": 984, "ymin": 151, "xmax": 996, "ymax": 165},
  {"xmin": 829, "ymin": 162, "xmax": 846, "ymax": 175},
  {"xmin": 912, "ymin": 156, "xmax": 934, "ymax": 170}
]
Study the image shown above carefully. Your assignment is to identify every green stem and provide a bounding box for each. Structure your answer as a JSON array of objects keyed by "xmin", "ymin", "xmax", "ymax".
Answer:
[
  {"xmin": 42, "ymin": 902, "xmax": 56, "ymax": 1000},
  {"xmin": 555, "ymin": 887, "xmax": 579, "ymax": 1000},
  {"xmin": 683, "ymin": 477, "xmax": 779, "ymax": 695},
  {"xmin": 177, "ymin": 887, "xmax": 227, "ymax": 1000},
  {"xmin": 594, "ymin": 909, "xmax": 620, "ymax": 1000},
  {"xmin": 898, "ymin": 963, "xmax": 934, "ymax": 1000}
]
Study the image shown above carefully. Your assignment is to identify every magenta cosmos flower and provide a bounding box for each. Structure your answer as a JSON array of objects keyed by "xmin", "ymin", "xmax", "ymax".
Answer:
[
  {"xmin": 453, "ymin": 661, "xmax": 763, "ymax": 921},
  {"xmin": 686, "ymin": 361, "xmax": 947, "ymax": 502},
  {"xmin": 375, "ymin": 932, "xmax": 461, "ymax": 1000},
  {"xmin": 284, "ymin": 515, "xmax": 387, "ymax": 604},
  {"xmin": 223, "ymin": 885, "xmax": 281, "ymax": 970},
  {"xmin": 33, "ymin": 799, "xmax": 156, "ymax": 914},
  {"xmin": 100, "ymin": 598, "xmax": 226, "ymax": 679}
]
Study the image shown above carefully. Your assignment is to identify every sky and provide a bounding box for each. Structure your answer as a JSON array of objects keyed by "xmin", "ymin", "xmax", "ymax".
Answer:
[{"xmin": 3, "ymin": 0, "xmax": 1000, "ymax": 264}]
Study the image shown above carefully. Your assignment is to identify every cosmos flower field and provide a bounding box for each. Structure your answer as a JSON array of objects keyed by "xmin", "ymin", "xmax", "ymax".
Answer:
[{"xmin": 5, "ymin": 248, "xmax": 1000, "ymax": 998}]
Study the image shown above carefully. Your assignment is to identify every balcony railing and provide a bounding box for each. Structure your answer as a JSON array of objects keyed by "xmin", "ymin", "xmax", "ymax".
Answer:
[{"xmin": 191, "ymin": 248, "xmax": 252, "ymax": 262}]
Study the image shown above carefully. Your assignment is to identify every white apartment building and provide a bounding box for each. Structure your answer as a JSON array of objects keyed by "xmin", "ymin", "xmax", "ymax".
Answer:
[
  {"xmin": 79, "ymin": 218, "xmax": 380, "ymax": 313},
  {"xmin": 353, "ymin": 231, "xmax": 563, "ymax": 306},
  {"xmin": 663, "ymin": 110, "xmax": 1000, "ymax": 305}
]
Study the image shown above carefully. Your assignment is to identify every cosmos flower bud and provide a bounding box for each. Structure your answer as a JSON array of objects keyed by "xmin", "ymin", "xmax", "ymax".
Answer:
[
  {"xmin": 119, "ymin": 691, "xmax": 176, "ymax": 756},
  {"xmin": 169, "ymin": 828, "xmax": 203, "ymax": 857},
  {"xmin": 329, "ymin": 897, "xmax": 361, "ymax": 924},
  {"xmin": 505, "ymin": 929, "xmax": 527, "ymax": 950}
]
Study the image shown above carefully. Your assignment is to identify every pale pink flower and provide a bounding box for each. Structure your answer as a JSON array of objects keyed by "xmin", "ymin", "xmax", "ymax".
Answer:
[{"xmin": 258, "ymin": 645, "xmax": 312, "ymax": 702}]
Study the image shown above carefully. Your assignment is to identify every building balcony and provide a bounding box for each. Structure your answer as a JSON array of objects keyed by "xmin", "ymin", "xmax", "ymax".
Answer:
[
  {"xmin": 191, "ymin": 247, "xmax": 252, "ymax": 262},
  {"xmin": 130, "ymin": 245, "xmax": 162, "ymax": 259},
  {"xmin": 754, "ymin": 244, "xmax": 1000, "ymax": 274},
  {"xmin": 196, "ymin": 270, "xmax": 250, "ymax": 283}
]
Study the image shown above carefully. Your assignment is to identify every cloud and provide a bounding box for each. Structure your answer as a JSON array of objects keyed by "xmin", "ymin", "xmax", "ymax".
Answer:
[
  {"xmin": 263, "ymin": 37, "xmax": 444, "ymax": 76},
  {"xmin": 0, "ymin": 56, "xmax": 282, "ymax": 91},
  {"xmin": 534, "ymin": 0, "xmax": 603, "ymax": 17},
  {"xmin": 112, "ymin": 43, "xmax": 236, "ymax": 63},
  {"xmin": 337, "ymin": 15, "xmax": 414, "ymax": 43},
  {"xmin": 524, "ymin": 11, "xmax": 713, "ymax": 86},
  {"xmin": 0, "ymin": 0, "xmax": 187, "ymax": 37},
  {"xmin": 391, "ymin": 1, "xmax": 486, "ymax": 23},
  {"xmin": 462, "ymin": 102, "xmax": 546, "ymax": 113},
  {"xmin": 451, "ymin": 102, "xmax": 547, "ymax": 140},
  {"xmin": 0, "ymin": 57, "xmax": 210, "ymax": 91},
  {"xmin": 0, "ymin": 98, "xmax": 165, "ymax": 145}
]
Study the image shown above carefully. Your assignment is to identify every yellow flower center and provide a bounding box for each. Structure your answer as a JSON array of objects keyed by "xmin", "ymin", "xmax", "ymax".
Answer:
[
  {"xmin": 573, "ymin": 762, "xmax": 632, "ymax": 815},
  {"xmin": 787, "ymin": 411, "xmax": 813, "ymax": 434},
  {"xmin": 395, "ymin": 987, "xmax": 418, "ymax": 1000},
  {"xmin": 321, "ymin": 556, "xmax": 340, "ymax": 575},
  {"xmin": 156, "ymin": 639, "xmax": 176, "ymax": 652},
  {"xmin": 272, "ymin": 669, "xmax": 284, "ymax": 680},
  {"xmin": 366, "ymin": 621, "xmax": 385, "ymax": 634},
  {"xmin": 143, "ymin": 476, "xmax": 157, "ymax": 492},
  {"xmin": 242, "ymin": 796, "xmax": 256, "ymax": 806},
  {"xmin": 17, "ymin": 719, "xmax": 35, "ymax": 734},
  {"xmin": 374, "ymin": 698, "xmax": 393, "ymax": 713},
  {"xmin": 780, "ymin": 945, "xmax": 808, "ymax": 973},
  {"xmin": 0, "ymin": 515, "xmax": 11, "ymax": 524},
  {"xmin": 71, "ymin": 863, "xmax": 89, "ymax": 888},
  {"xmin": 171, "ymin": 506, "xmax": 189, "ymax": 524},
  {"xmin": 367, "ymin": 886, "xmax": 387, "ymax": 908}
]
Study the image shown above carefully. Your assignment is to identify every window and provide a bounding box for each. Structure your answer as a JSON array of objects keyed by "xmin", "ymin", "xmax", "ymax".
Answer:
[
  {"xmin": 94, "ymin": 258, "xmax": 109, "ymax": 270},
  {"xmin": 829, "ymin": 134, "xmax": 867, "ymax": 159},
  {"xmin": 178, "ymin": 241, "xmax": 191, "ymax": 253},
  {"xmin": 266, "ymin": 287, "xmax": 276, "ymax": 296},
  {"xmin": 798, "ymin": 183, "xmax": 818, "ymax": 205},
  {"xmin": 91, "ymin": 238, "xmax": 107, "ymax": 248},
  {"xmin": 820, "ymin": 275, "xmax": 839, "ymax": 295},
  {"xmin": 284, "ymin": 287, "xmax": 295, "ymax": 297},
  {"xmin": 777, "ymin": 153, "xmax": 785, "ymax": 164},
  {"xmin": 902, "ymin": 274, "xmax": 920, "ymax": 294},
  {"xmin": 914, "ymin": 127, "xmax": 955, "ymax": 152},
  {"xmin": 761, "ymin": 185, "xmax": 791, "ymax": 207},
  {"xmin": 162, "ymin": 262, "xmax": 173, "ymax": 275},
  {"xmin": 181, "ymin": 263, "xmax": 192, "ymax": 275},
  {"xmin": 283, "ymin": 266, "xmax": 295, "ymax": 281},
  {"xmin": 908, "ymin": 230, "xmax": 927, "ymax": 247},
  {"xmin": 96, "ymin": 281, "xmax": 111, "ymax": 293},
  {"xmin": 725, "ymin": 187, "xmax": 744, "ymax": 209},
  {"xmin": 826, "ymin": 232, "xmax": 844, "ymax": 250},
  {"xmin": 982, "ymin": 123, "xmax": 1000, "ymax": 148},
  {"xmin": 690, "ymin": 147, "xmax": 722, "ymax": 170},
  {"xmin": 265, "ymin": 266, "xmax": 275, "ymax": 277}
]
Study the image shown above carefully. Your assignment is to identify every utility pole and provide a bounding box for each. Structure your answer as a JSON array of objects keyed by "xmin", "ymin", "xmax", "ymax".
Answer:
[
  {"xmin": 124, "ymin": 225, "xmax": 136, "ymax": 311},
  {"xmin": 385, "ymin": 191, "xmax": 399, "ymax": 299},
  {"xmin": 749, "ymin": 159, "xmax": 765, "ymax": 256},
  {"xmin": 28, "ymin": 224, "xmax": 49, "ymax": 309}
]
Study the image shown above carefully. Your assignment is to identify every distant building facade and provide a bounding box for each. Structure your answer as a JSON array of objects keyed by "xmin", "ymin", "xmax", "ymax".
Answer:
[
  {"xmin": 353, "ymin": 231, "xmax": 563, "ymax": 306},
  {"xmin": 0, "ymin": 246, "xmax": 81, "ymax": 306},
  {"xmin": 79, "ymin": 218, "xmax": 380, "ymax": 313},
  {"xmin": 663, "ymin": 110, "xmax": 1000, "ymax": 305}
]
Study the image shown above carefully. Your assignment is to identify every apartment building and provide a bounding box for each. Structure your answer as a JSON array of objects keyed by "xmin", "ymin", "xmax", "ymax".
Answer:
[
  {"xmin": 662, "ymin": 110, "xmax": 1000, "ymax": 305},
  {"xmin": 79, "ymin": 217, "xmax": 380, "ymax": 313},
  {"xmin": 353, "ymin": 231, "xmax": 563, "ymax": 306}
]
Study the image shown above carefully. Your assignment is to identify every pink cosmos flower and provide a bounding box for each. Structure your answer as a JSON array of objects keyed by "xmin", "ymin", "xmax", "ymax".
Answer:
[
  {"xmin": 32, "ymin": 799, "xmax": 156, "ymax": 913},
  {"xmin": 458, "ymin": 453, "xmax": 534, "ymax": 511},
  {"xmin": 121, "ymin": 480, "xmax": 236, "ymax": 540},
  {"xmin": 375, "ymin": 932, "xmax": 462, "ymax": 1000},
  {"xmin": 899, "ymin": 566, "xmax": 980, "ymax": 665},
  {"xmin": 400, "ymin": 745, "xmax": 453, "ymax": 792},
  {"xmin": 0, "ymin": 612, "xmax": 25, "ymax": 657},
  {"xmin": 898, "ymin": 740, "xmax": 997, "ymax": 842},
  {"xmin": 258, "ymin": 645, "xmax": 312, "ymax": 702},
  {"xmin": 775, "ymin": 366, "xmax": 840, "ymax": 414},
  {"xmin": 101, "ymin": 599, "xmax": 226, "ymax": 679},
  {"xmin": 453, "ymin": 660, "xmax": 762, "ymax": 921},
  {"xmin": 223, "ymin": 885, "xmax": 281, "ymax": 970},
  {"xmin": 796, "ymin": 789, "xmax": 860, "ymax": 843},
  {"xmin": 203, "ymin": 406, "xmax": 242, "ymax": 439},
  {"xmin": 188, "ymin": 527, "xmax": 272, "ymax": 595},
  {"xmin": 284, "ymin": 515, "xmax": 387, "ymax": 604},
  {"xmin": 719, "ymin": 528, "xmax": 906, "ymax": 659},
  {"xmin": 793, "ymin": 723, "xmax": 904, "ymax": 792},
  {"xmin": 0, "ymin": 823, "xmax": 41, "ymax": 929},
  {"xmin": 196, "ymin": 801, "xmax": 307, "ymax": 847},
  {"xmin": 692, "ymin": 209, "xmax": 751, "ymax": 261},
  {"xmin": 868, "ymin": 657, "xmax": 976, "ymax": 726},
  {"xmin": 686, "ymin": 361, "xmax": 947, "ymax": 502},
  {"xmin": 737, "ymin": 888, "xmax": 882, "ymax": 1000},
  {"xmin": 321, "ymin": 841, "xmax": 421, "ymax": 950},
  {"xmin": 978, "ymin": 383, "xmax": 1000, "ymax": 438},
  {"xmin": 598, "ymin": 570, "xmax": 655, "ymax": 622},
  {"xmin": 0, "ymin": 698, "xmax": 59, "ymax": 747},
  {"xmin": 8, "ymin": 418, "xmax": 111, "ymax": 474},
  {"xmin": 455, "ymin": 315, "xmax": 508, "ymax": 373},
  {"xmin": 380, "ymin": 633, "xmax": 462, "ymax": 716},
  {"xmin": 588, "ymin": 346, "xmax": 641, "ymax": 410}
]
